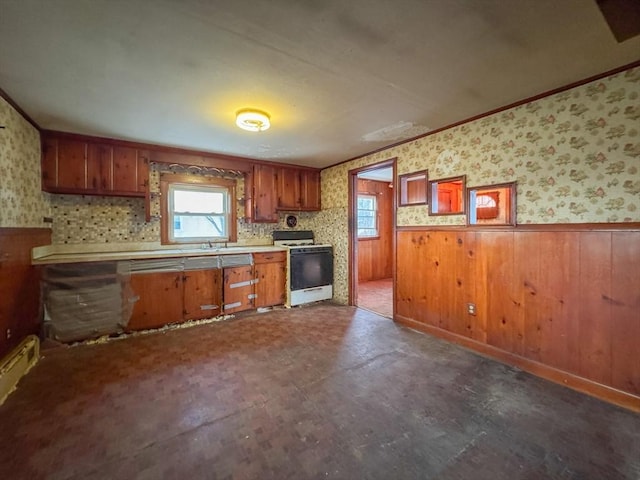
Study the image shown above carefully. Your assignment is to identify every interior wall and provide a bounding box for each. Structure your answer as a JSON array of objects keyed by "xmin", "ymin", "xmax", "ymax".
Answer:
[
  {"xmin": 0, "ymin": 228, "xmax": 51, "ymax": 358},
  {"xmin": 357, "ymin": 179, "xmax": 392, "ymax": 282},
  {"xmin": 320, "ymin": 66, "xmax": 640, "ymax": 304},
  {"xmin": 49, "ymin": 164, "xmax": 322, "ymax": 245},
  {"xmin": 0, "ymin": 97, "xmax": 50, "ymax": 228},
  {"xmin": 396, "ymin": 227, "xmax": 640, "ymax": 405}
]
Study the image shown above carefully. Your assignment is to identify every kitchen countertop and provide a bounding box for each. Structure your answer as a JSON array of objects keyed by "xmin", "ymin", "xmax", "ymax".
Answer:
[{"xmin": 32, "ymin": 243, "xmax": 287, "ymax": 265}]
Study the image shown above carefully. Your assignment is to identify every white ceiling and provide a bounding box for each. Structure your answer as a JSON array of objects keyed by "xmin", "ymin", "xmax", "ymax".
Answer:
[{"xmin": 1, "ymin": 0, "xmax": 639, "ymax": 168}]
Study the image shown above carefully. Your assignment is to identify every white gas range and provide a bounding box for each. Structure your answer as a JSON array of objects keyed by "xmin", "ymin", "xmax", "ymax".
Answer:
[{"xmin": 272, "ymin": 230, "xmax": 333, "ymax": 306}]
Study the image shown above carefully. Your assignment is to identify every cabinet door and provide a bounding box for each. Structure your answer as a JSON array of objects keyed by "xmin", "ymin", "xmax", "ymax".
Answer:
[
  {"xmin": 277, "ymin": 167, "xmax": 301, "ymax": 209},
  {"xmin": 300, "ymin": 170, "xmax": 321, "ymax": 210},
  {"xmin": 89, "ymin": 143, "xmax": 112, "ymax": 191},
  {"xmin": 252, "ymin": 165, "xmax": 279, "ymax": 222},
  {"xmin": 255, "ymin": 261, "xmax": 286, "ymax": 308},
  {"xmin": 129, "ymin": 272, "xmax": 184, "ymax": 331},
  {"xmin": 112, "ymin": 146, "xmax": 140, "ymax": 194},
  {"xmin": 223, "ymin": 266, "xmax": 255, "ymax": 314},
  {"xmin": 183, "ymin": 269, "xmax": 222, "ymax": 320},
  {"xmin": 56, "ymin": 139, "xmax": 87, "ymax": 190},
  {"xmin": 41, "ymin": 137, "xmax": 59, "ymax": 191},
  {"xmin": 137, "ymin": 150, "xmax": 150, "ymax": 194}
]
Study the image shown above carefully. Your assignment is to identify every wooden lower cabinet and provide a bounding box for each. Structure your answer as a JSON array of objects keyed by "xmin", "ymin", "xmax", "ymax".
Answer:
[
  {"xmin": 183, "ymin": 269, "xmax": 222, "ymax": 320},
  {"xmin": 128, "ymin": 252, "xmax": 287, "ymax": 330},
  {"xmin": 223, "ymin": 266, "xmax": 255, "ymax": 314},
  {"xmin": 129, "ymin": 269, "xmax": 223, "ymax": 330},
  {"xmin": 254, "ymin": 252, "xmax": 286, "ymax": 308},
  {"xmin": 129, "ymin": 271, "xmax": 183, "ymax": 331}
]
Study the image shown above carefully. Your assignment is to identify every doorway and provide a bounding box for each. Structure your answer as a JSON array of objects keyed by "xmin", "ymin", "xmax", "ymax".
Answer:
[{"xmin": 348, "ymin": 159, "xmax": 396, "ymax": 318}]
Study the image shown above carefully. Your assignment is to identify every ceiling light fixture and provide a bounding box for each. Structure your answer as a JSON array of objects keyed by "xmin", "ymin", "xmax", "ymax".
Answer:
[{"xmin": 235, "ymin": 108, "xmax": 271, "ymax": 132}]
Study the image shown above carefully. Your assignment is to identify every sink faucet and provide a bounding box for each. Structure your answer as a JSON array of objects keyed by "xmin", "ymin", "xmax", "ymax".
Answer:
[{"xmin": 201, "ymin": 240, "xmax": 229, "ymax": 250}]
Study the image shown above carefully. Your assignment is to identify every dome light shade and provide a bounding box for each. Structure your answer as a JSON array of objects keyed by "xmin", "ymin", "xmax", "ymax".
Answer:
[{"xmin": 235, "ymin": 109, "xmax": 271, "ymax": 132}]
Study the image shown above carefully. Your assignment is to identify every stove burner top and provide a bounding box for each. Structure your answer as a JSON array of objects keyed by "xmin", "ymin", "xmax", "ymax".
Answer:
[{"xmin": 272, "ymin": 229, "xmax": 315, "ymax": 247}]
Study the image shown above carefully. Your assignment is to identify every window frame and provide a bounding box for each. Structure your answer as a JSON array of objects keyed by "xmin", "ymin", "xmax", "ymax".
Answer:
[
  {"xmin": 160, "ymin": 174, "xmax": 237, "ymax": 245},
  {"xmin": 356, "ymin": 193, "xmax": 379, "ymax": 239}
]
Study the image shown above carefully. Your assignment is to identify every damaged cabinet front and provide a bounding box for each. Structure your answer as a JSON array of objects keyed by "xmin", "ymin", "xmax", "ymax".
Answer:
[
  {"xmin": 129, "ymin": 271, "xmax": 184, "ymax": 331},
  {"xmin": 254, "ymin": 252, "xmax": 286, "ymax": 308},
  {"xmin": 183, "ymin": 269, "xmax": 222, "ymax": 320},
  {"xmin": 222, "ymin": 252, "xmax": 286, "ymax": 313},
  {"xmin": 40, "ymin": 250, "xmax": 286, "ymax": 342},
  {"xmin": 223, "ymin": 266, "xmax": 255, "ymax": 314},
  {"xmin": 128, "ymin": 256, "xmax": 223, "ymax": 332}
]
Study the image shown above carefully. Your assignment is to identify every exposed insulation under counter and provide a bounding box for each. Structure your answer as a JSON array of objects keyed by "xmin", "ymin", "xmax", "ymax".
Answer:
[
  {"xmin": 41, "ymin": 253, "xmax": 260, "ymax": 342},
  {"xmin": 42, "ymin": 261, "xmax": 133, "ymax": 342}
]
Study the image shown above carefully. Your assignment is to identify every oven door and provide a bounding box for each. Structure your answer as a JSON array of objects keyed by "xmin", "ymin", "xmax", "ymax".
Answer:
[{"xmin": 289, "ymin": 247, "xmax": 333, "ymax": 291}]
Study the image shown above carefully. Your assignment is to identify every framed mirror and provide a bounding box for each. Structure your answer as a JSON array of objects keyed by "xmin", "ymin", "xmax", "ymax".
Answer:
[
  {"xmin": 428, "ymin": 175, "xmax": 466, "ymax": 215},
  {"xmin": 398, "ymin": 170, "xmax": 428, "ymax": 206},
  {"xmin": 467, "ymin": 182, "xmax": 516, "ymax": 226}
]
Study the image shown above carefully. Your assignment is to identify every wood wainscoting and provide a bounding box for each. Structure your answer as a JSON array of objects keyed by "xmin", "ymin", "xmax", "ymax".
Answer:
[
  {"xmin": 0, "ymin": 228, "xmax": 51, "ymax": 359},
  {"xmin": 395, "ymin": 225, "xmax": 640, "ymax": 411}
]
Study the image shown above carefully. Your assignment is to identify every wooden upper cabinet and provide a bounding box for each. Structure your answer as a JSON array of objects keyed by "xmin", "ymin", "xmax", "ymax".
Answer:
[
  {"xmin": 276, "ymin": 167, "xmax": 321, "ymax": 211},
  {"xmin": 248, "ymin": 164, "xmax": 279, "ymax": 223},
  {"xmin": 111, "ymin": 146, "xmax": 147, "ymax": 194},
  {"xmin": 277, "ymin": 167, "xmax": 302, "ymax": 210},
  {"xmin": 41, "ymin": 135, "xmax": 148, "ymax": 197},
  {"xmin": 300, "ymin": 169, "xmax": 321, "ymax": 210},
  {"xmin": 42, "ymin": 138, "xmax": 86, "ymax": 191}
]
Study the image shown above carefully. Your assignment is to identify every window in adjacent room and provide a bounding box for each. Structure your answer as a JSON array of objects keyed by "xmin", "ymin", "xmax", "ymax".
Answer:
[
  {"xmin": 475, "ymin": 192, "xmax": 499, "ymax": 220},
  {"xmin": 357, "ymin": 194, "xmax": 378, "ymax": 238},
  {"xmin": 160, "ymin": 175, "xmax": 237, "ymax": 244}
]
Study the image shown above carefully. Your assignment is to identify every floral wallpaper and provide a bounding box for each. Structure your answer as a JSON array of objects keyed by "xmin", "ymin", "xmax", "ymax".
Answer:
[
  {"xmin": 12, "ymin": 67, "xmax": 639, "ymax": 306},
  {"xmin": 0, "ymin": 97, "xmax": 50, "ymax": 228},
  {"xmin": 321, "ymin": 67, "xmax": 640, "ymax": 304}
]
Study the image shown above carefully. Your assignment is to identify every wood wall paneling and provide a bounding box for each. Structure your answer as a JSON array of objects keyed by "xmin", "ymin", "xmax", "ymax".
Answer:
[
  {"xmin": 395, "ymin": 231, "xmax": 429, "ymax": 322},
  {"xmin": 610, "ymin": 232, "xmax": 640, "ymax": 395},
  {"xmin": 395, "ymin": 226, "xmax": 640, "ymax": 407},
  {"xmin": 451, "ymin": 232, "xmax": 477, "ymax": 339},
  {"xmin": 518, "ymin": 232, "xmax": 581, "ymax": 373},
  {"xmin": 0, "ymin": 228, "xmax": 52, "ymax": 358},
  {"xmin": 478, "ymin": 231, "xmax": 524, "ymax": 356},
  {"xmin": 578, "ymin": 232, "xmax": 613, "ymax": 386}
]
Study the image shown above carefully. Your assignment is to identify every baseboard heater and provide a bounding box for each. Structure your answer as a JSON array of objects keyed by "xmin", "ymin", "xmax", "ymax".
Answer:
[{"xmin": 0, "ymin": 335, "xmax": 39, "ymax": 406}]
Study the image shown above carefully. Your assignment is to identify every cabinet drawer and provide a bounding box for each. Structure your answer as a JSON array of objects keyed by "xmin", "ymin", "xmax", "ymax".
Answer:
[{"xmin": 253, "ymin": 251, "xmax": 287, "ymax": 264}]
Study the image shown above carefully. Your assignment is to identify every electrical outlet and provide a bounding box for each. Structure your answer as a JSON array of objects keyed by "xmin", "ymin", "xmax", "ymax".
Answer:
[
  {"xmin": 6, "ymin": 328, "xmax": 11, "ymax": 339},
  {"xmin": 467, "ymin": 303, "xmax": 476, "ymax": 316}
]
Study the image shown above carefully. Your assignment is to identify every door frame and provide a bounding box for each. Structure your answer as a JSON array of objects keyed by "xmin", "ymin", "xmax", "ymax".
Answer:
[{"xmin": 347, "ymin": 158, "xmax": 397, "ymax": 313}]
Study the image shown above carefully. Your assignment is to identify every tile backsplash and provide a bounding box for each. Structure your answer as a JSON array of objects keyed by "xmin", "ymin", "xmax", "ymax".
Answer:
[{"xmin": 50, "ymin": 168, "xmax": 321, "ymax": 245}]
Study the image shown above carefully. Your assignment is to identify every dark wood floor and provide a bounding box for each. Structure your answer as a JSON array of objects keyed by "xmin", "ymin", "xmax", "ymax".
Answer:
[{"xmin": 1, "ymin": 304, "xmax": 638, "ymax": 479}]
